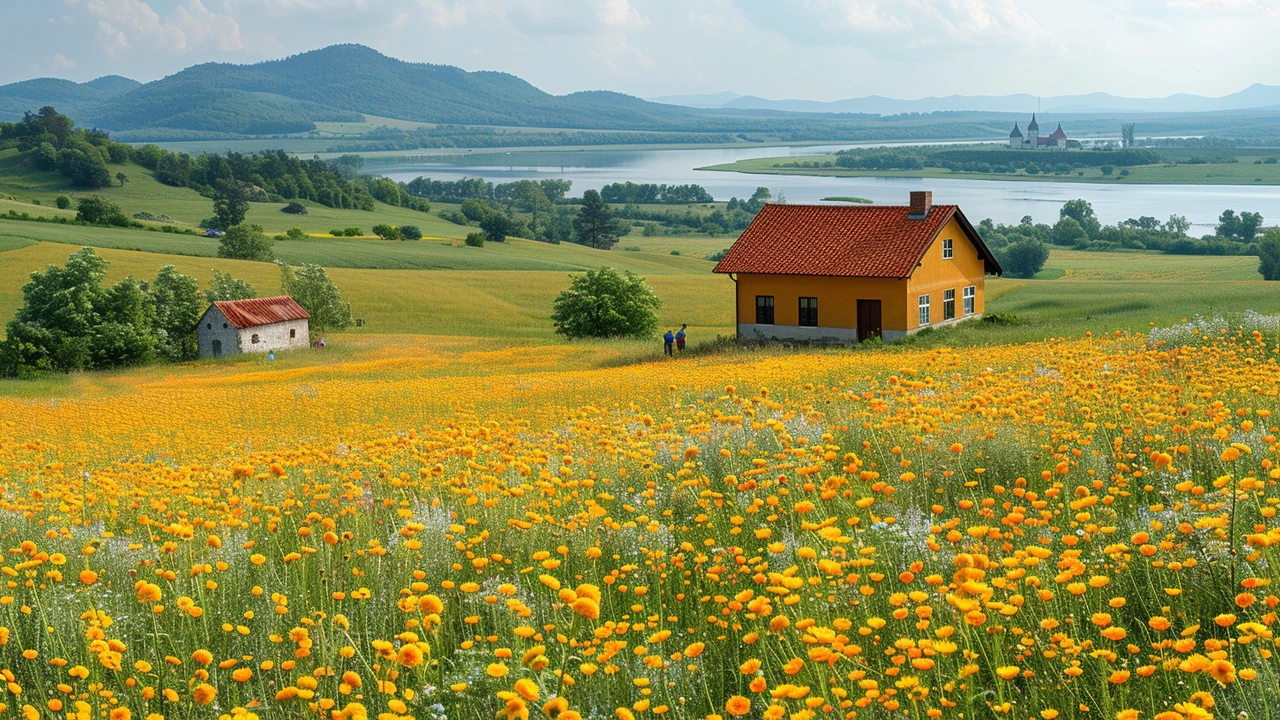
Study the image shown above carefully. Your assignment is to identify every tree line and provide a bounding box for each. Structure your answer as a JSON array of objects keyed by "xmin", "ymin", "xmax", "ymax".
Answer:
[
  {"xmin": 0, "ymin": 247, "xmax": 352, "ymax": 378},
  {"xmin": 981, "ymin": 199, "xmax": 1267, "ymax": 278}
]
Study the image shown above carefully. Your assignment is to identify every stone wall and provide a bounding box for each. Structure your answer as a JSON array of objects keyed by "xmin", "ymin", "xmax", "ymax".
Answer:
[
  {"xmin": 237, "ymin": 319, "xmax": 310, "ymax": 354},
  {"xmin": 197, "ymin": 306, "xmax": 242, "ymax": 359}
]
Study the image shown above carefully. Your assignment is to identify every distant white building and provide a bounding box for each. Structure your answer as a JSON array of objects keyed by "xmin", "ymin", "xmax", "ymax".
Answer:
[
  {"xmin": 1008, "ymin": 113, "xmax": 1070, "ymax": 150},
  {"xmin": 197, "ymin": 296, "xmax": 310, "ymax": 359}
]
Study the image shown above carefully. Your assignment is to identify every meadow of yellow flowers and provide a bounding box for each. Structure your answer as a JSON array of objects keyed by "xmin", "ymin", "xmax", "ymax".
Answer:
[{"xmin": 0, "ymin": 327, "xmax": 1277, "ymax": 720}]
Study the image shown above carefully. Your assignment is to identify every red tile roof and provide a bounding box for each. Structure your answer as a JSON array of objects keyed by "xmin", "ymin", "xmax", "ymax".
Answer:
[
  {"xmin": 212, "ymin": 296, "xmax": 310, "ymax": 329},
  {"xmin": 713, "ymin": 203, "xmax": 1001, "ymax": 278}
]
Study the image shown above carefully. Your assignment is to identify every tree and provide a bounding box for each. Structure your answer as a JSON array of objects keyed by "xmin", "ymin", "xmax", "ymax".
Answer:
[
  {"xmin": 1051, "ymin": 217, "xmax": 1088, "ymax": 246},
  {"xmin": 116, "ymin": 172, "xmax": 128, "ymax": 188},
  {"xmin": 1001, "ymin": 238, "xmax": 1050, "ymax": 279},
  {"xmin": 76, "ymin": 196, "xmax": 129, "ymax": 226},
  {"xmin": 1121, "ymin": 123, "xmax": 1136, "ymax": 149},
  {"xmin": 92, "ymin": 276, "xmax": 157, "ymax": 369},
  {"xmin": 0, "ymin": 247, "xmax": 108, "ymax": 375},
  {"xmin": 218, "ymin": 224, "xmax": 274, "ymax": 261},
  {"xmin": 399, "ymin": 225, "xmax": 422, "ymax": 241},
  {"xmin": 479, "ymin": 213, "xmax": 513, "ymax": 243},
  {"xmin": 551, "ymin": 267, "xmax": 661, "ymax": 340},
  {"xmin": 34, "ymin": 142, "xmax": 58, "ymax": 170},
  {"xmin": 1059, "ymin": 199, "xmax": 1100, "ymax": 238},
  {"xmin": 279, "ymin": 263, "xmax": 352, "ymax": 332},
  {"xmin": 1217, "ymin": 210, "xmax": 1264, "ymax": 242},
  {"xmin": 150, "ymin": 265, "xmax": 203, "ymax": 361},
  {"xmin": 513, "ymin": 180, "xmax": 552, "ymax": 240},
  {"xmin": 212, "ymin": 179, "xmax": 251, "ymax": 230},
  {"xmin": 1258, "ymin": 230, "xmax": 1280, "ymax": 280},
  {"xmin": 465, "ymin": 232, "xmax": 485, "ymax": 247},
  {"xmin": 54, "ymin": 196, "xmax": 71, "ymax": 210},
  {"xmin": 372, "ymin": 224, "xmax": 403, "ymax": 241},
  {"xmin": 205, "ymin": 270, "xmax": 255, "ymax": 303},
  {"xmin": 1164, "ymin": 215, "xmax": 1191, "ymax": 237},
  {"xmin": 539, "ymin": 179, "xmax": 572, "ymax": 203},
  {"xmin": 572, "ymin": 190, "xmax": 623, "ymax": 250}
]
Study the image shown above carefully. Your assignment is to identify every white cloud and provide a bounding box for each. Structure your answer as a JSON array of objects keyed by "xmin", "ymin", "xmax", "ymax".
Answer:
[
  {"xmin": 72, "ymin": 0, "xmax": 243, "ymax": 55},
  {"xmin": 1168, "ymin": 0, "xmax": 1275, "ymax": 15},
  {"xmin": 590, "ymin": 30, "xmax": 653, "ymax": 76},
  {"xmin": 595, "ymin": 0, "xmax": 646, "ymax": 28},
  {"xmin": 51, "ymin": 53, "xmax": 77, "ymax": 69}
]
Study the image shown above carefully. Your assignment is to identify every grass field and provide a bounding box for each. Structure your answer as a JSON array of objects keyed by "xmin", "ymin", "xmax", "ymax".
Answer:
[{"xmin": 703, "ymin": 152, "xmax": 1280, "ymax": 185}]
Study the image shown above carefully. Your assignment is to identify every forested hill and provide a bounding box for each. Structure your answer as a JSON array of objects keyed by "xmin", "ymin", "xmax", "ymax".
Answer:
[
  {"xmin": 0, "ymin": 76, "xmax": 140, "ymax": 123},
  {"xmin": 75, "ymin": 44, "xmax": 706, "ymax": 135}
]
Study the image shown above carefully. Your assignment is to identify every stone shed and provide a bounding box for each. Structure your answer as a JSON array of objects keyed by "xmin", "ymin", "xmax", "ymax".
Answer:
[{"xmin": 197, "ymin": 296, "xmax": 311, "ymax": 359}]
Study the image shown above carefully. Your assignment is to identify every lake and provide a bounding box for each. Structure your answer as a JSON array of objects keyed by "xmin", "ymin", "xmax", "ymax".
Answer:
[{"xmin": 368, "ymin": 144, "xmax": 1280, "ymax": 229}]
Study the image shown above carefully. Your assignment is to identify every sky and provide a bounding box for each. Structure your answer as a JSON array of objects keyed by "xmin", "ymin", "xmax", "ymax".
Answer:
[{"xmin": 1, "ymin": 0, "xmax": 1277, "ymax": 101}]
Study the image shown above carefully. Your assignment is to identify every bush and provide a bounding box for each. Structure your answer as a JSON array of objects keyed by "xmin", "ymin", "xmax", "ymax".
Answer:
[
  {"xmin": 399, "ymin": 225, "xmax": 422, "ymax": 241},
  {"xmin": 281, "ymin": 202, "xmax": 308, "ymax": 215},
  {"xmin": 329, "ymin": 227, "xmax": 363, "ymax": 237},
  {"xmin": 551, "ymin": 266, "xmax": 661, "ymax": 339},
  {"xmin": 1259, "ymin": 230, "xmax": 1280, "ymax": 280},
  {"xmin": 480, "ymin": 213, "xmax": 512, "ymax": 243},
  {"xmin": 439, "ymin": 210, "xmax": 470, "ymax": 226},
  {"xmin": 55, "ymin": 196, "xmax": 71, "ymax": 210},
  {"xmin": 372, "ymin": 224, "xmax": 402, "ymax": 241},
  {"xmin": 464, "ymin": 232, "xmax": 485, "ymax": 248},
  {"xmin": 217, "ymin": 224, "xmax": 273, "ymax": 261},
  {"xmin": 280, "ymin": 227, "xmax": 307, "ymax": 241}
]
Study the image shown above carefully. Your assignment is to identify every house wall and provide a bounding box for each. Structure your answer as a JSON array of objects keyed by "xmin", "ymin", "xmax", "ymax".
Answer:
[
  {"xmin": 237, "ymin": 319, "xmax": 310, "ymax": 354},
  {"xmin": 197, "ymin": 306, "xmax": 241, "ymax": 359},
  {"xmin": 734, "ymin": 273, "xmax": 908, "ymax": 341},
  {"xmin": 905, "ymin": 216, "xmax": 986, "ymax": 331}
]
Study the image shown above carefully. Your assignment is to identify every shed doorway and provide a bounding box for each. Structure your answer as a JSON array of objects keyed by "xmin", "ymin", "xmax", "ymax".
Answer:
[
  {"xmin": 856, "ymin": 300, "xmax": 881, "ymax": 343},
  {"xmin": 211, "ymin": 339, "xmax": 222, "ymax": 357}
]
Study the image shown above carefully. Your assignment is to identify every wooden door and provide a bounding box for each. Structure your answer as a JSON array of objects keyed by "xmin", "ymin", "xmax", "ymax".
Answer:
[
  {"xmin": 212, "ymin": 339, "xmax": 222, "ymax": 357},
  {"xmin": 856, "ymin": 300, "xmax": 881, "ymax": 342}
]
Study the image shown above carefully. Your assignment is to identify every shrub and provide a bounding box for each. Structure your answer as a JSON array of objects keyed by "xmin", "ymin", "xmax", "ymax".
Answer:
[
  {"xmin": 551, "ymin": 266, "xmax": 661, "ymax": 340},
  {"xmin": 372, "ymin": 224, "xmax": 402, "ymax": 241},
  {"xmin": 1259, "ymin": 230, "xmax": 1280, "ymax": 281},
  {"xmin": 439, "ymin": 210, "xmax": 470, "ymax": 226},
  {"xmin": 1000, "ymin": 238, "xmax": 1051, "ymax": 279},
  {"xmin": 464, "ymin": 232, "xmax": 485, "ymax": 248},
  {"xmin": 281, "ymin": 202, "xmax": 308, "ymax": 215},
  {"xmin": 399, "ymin": 225, "xmax": 422, "ymax": 241},
  {"xmin": 480, "ymin": 213, "xmax": 512, "ymax": 243},
  {"xmin": 55, "ymin": 196, "xmax": 71, "ymax": 210}
]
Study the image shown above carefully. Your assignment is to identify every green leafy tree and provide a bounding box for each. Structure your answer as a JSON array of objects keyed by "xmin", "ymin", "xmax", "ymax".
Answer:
[
  {"xmin": 279, "ymin": 263, "xmax": 352, "ymax": 332},
  {"xmin": 572, "ymin": 190, "xmax": 623, "ymax": 250},
  {"xmin": 212, "ymin": 179, "xmax": 251, "ymax": 230},
  {"xmin": 204, "ymin": 270, "xmax": 256, "ymax": 303},
  {"xmin": 55, "ymin": 196, "xmax": 71, "ymax": 210},
  {"xmin": 1051, "ymin": 217, "xmax": 1088, "ymax": 247},
  {"xmin": 480, "ymin": 213, "xmax": 513, "ymax": 243},
  {"xmin": 116, "ymin": 172, "xmax": 128, "ymax": 187},
  {"xmin": 1000, "ymin": 238, "xmax": 1051, "ymax": 279},
  {"xmin": 465, "ymin": 233, "xmax": 485, "ymax": 247},
  {"xmin": 1059, "ymin": 199, "xmax": 1100, "ymax": 238},
  {"xmin": 551, "ymin": 267, "xmax": 661, "ymax": 339},
  {"xmin": 92, "ymin": 276, "xmax": 157, "ymax": 369},
  {"xmin": 150, "ymin": 265, "xmax": 202, "ymax": 361},
  {"xmin": 218, "ymin": 224, "xmax": 273, "ymax": 261},
  {"xmin": 76, "ymin": 196, "xmax": 129, "ymax": 226},
  {"xmin": 34, "ymin": 142, "xmax": 59, "ymax": 170},
  {"xmin": 513, "ymin": 180, "xmax": 552, "ymax": 240},
  {"xmin": 399, "ymin": 225, "xmax": 422, "ymax": 241},
  {"xmin": 539, "ymin": 179, "xmax": 572, "ymax": 203},
  {"xmin": 1164, "ymin": 215, "xmax": 1191, "ymax": 237},
  {"xmin": 0, "ymin": 247, "xmax": 108, "ymax": 375},
  {"xmin": 1217, "ymin": 209, "xmax": 1263, "ymax": 242},
  {"xmin": 1259, "ymin": 230, "xmax": 1280, "ymax": 281}
]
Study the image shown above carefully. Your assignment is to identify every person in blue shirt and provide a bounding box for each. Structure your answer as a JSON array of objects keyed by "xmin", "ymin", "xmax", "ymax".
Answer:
[
  {"xmin": 268, "ymin": 350, "xmax": 275, "ymax": 361},
  {"xmin": 675, "ymin": 324, "xmax": 687, "ymax": 352},
  {"xmin": 663, "ymin": 329, "xmax": 674, "ymax": 357}
]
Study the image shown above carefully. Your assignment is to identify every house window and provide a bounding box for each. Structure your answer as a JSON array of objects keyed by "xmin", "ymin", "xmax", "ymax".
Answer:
[
  {"xmin": 942, "ymin": 238, "xmax": 953, "ymax": 259},
  {"xmin": 206, "ymin": 323, "xmax": 212, "ymax": 329},
  {"xmin": 963, "ymin": 286, "xmax": 976, "ymax": 315},
  {"xmin": 918, "ymin": 294, "xmax": 931, "ymax": 326},
  {"xmin": 251, "ymin": 333, "xmax": 260, "ymax": 344},
  {"xmin": 290, "ymin": 328, "xmax": 296, "ymax": 339},
  {"xmin": 943, "ymin": 289, "xmax": 956, "ymax": 320},
  {"xmin": 798, "ymin": 297, "xmax": 818, "ymax": 327},
  {"xmin": 756, "ymin": 296, "xmax": 775, "ymax": 325},
  {"xmin": 223, "ymin": 323, "xmax": 228, "ymax": 329}
]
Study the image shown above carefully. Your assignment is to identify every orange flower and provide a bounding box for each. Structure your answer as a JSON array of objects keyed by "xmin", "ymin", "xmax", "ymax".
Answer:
[{"xmin": 725, "ymin": 696, "xmax": 751, "ymax": 717}]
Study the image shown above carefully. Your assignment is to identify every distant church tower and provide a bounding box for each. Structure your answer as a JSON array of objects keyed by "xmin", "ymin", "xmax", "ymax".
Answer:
[
  {"xmin": 1009, "ymin": 122, "xmax": 1023, "ymax": 149},
  {"xmin": 1027, "ymin": 113, "xmax": 1040, "ymax": 148}
]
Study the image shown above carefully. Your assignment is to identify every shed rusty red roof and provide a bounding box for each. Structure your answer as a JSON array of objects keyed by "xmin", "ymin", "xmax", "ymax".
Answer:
[
  {"xmin": 712, "ymin": 203, "xmax": 1001, "ymax": 278},
  {"xmin": 211, "ymin": 296, "xmax": 310, "ymax": 329}
]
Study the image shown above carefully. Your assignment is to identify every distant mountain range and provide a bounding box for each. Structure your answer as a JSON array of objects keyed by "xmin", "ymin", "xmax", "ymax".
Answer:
[
  {"xmin": 650, "ymin": 86, "xmax": 1280, "ymax": 115},
  {"xmin": 0, "ymin": 75, "xmax": 140, "ymax": 122}
]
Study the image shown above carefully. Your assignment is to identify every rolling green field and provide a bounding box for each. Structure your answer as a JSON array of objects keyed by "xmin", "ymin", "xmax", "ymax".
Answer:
[{"xmin": 703, "ymin": 152, "xmax": 1280, "ymax": 185}]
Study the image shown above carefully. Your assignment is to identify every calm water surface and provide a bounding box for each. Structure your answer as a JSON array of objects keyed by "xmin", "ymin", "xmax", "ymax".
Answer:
[{"xmin": 369, "ymin": 144, "xmax": 1280, "ymax": 229}]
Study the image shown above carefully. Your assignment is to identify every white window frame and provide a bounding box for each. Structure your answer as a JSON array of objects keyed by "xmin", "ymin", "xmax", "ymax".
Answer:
[
  {"xmin": 963, "ymin": 286, "xmax": 976, "ymax": 315},
  {"xmin": 942, "ymin": 238, "xmax": 953, "ymax": 259},
  {"xmin": 943, "ymin": 289, "xmax": 956, "ymax": 320},
  {"xmin": 917, "ymin": 294, "xmax": 931, "ymax": 326}
]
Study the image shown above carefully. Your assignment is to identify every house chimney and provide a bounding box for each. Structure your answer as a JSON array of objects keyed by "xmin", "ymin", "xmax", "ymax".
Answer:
[{"xmin": 909, "ymin": 191, "xmax": 932, "ymax": 219}]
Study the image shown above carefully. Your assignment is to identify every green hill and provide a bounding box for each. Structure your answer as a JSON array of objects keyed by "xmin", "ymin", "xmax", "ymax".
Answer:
[{"xmin": 0, "ymin": 75, "xmax": 139, "ymax": 122}]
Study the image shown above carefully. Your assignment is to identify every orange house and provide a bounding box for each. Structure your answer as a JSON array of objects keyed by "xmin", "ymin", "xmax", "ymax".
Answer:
[{"xmin": 713, "ymin": 191, "xmax": 1002, "ymax": 342}]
